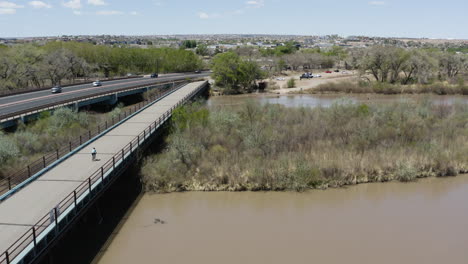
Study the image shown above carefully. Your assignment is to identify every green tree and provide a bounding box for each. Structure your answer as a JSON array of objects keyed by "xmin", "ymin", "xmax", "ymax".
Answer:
[
  {"xmin": 196, "ymin": 44, "xmax": 209, "ymax": 56},
  {"xmin": 211, "ymin": 52, "xmax": 264, "ymax": 93}
]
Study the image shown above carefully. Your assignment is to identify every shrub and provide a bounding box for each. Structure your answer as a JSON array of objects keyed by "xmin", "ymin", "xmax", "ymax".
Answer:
[
  {"xmin": 141, "ymin": 100, "xmax": 468, "ymax": 193},
  {"xmin": 0, "ymin": 133, "xmax": 20, "ymax": 163},
  {"xmin": 287, "ymin": 78, "xmax": 296, "ymax": 88}
]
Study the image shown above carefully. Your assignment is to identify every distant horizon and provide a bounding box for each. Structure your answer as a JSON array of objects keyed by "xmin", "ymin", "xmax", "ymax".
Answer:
[
  {"xmin": 1, "ymin": 34, "xmax": 467, "ymax": 41},
  {"xmin": 0, "ymin": 0, "xmax": 467, "ymax": 39}
]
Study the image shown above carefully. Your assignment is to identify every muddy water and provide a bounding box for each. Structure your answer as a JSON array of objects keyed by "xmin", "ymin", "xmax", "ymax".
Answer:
[
  {"xmin": 96, "ymin": 175, "xmax": 468, "ymax": 264},
  {"xmin": 208, "ymin": 94, "xmax": 468, "ymax": 108}
]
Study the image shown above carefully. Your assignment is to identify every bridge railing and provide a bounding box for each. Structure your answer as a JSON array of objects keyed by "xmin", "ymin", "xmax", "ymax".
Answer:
[
  {"xmin": 0, "ymin": 76, "xmax": 143, "ymax": 98},
  {"xmin": 0, "ymin": 81, "xmax": 208, "ymax": 264},
  {"xmin": 0, "ymin": 80, "xmax": 193, "ymax": 197}
]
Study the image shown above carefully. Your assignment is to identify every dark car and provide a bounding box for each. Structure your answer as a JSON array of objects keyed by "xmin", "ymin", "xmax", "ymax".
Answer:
[
  {"xmin": 150, "ymin": 73, "xmax": 158, "ymax": 78},
  {"xmin": 300, "ymin": 73, "xmax": 313, "ymax": 80},
  {"xmin": 334, "ymin": 69, "xmax": 340, "ymax": 72},
  {"xmin": 51, "ymin": 86, "xmax": 62, "ymax": 93}
]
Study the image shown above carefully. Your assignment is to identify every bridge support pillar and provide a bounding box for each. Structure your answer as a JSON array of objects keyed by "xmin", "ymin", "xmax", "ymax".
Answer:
[{"xmin": 108, "ymin": 94, "xmax": 118, "ymax": 105}]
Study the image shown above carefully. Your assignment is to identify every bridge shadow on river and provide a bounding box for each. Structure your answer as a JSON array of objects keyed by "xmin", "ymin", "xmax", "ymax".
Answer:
[{"xmin": 36, "ymin": 125, "xmax": 170, "ymax": 264}]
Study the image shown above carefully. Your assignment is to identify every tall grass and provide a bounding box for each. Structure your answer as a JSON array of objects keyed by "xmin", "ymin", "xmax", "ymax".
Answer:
[
  {"xmin": 0, "ymin": 106, "xmax": 122, "ymax": 179},
  {"xmin": 310, "ymin": 80, "xmax": 468, "ymax": 95},
  {"xmin": 142, "ymin": 100, "xmax": 468, "ymax": 193}
]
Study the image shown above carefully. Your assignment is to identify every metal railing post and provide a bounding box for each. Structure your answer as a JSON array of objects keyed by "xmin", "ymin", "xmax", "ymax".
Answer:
[
  {"xmin": 69, "ymin": 142, "xmax": 72, "ymax": 152},
  {"xmin": 130, "ymin": 142, "xmax": 132, "ymax": 152},
  {"xmin": 32, "ymin": 227, "xmax": 37, "ymax": 246},
  {"xmin": 122, "ymin": 149, "xmax": 124, "ymax": 160},
  {"xmin": 113, "ymin": 157, "xmax": 115, "ymax": 169},
  {"xmin": 80, "ymin": 135, "xmax": 82, "ymax": 145},
  {"xmin": 54, "ymin": 207, "xmax": 58, "ymax": 226},
  {"xmin": 73, "ymin": 191, "xmax": 77, "ymax": 207},
  {"xmin": 98, "ymin": 125, "xmax": 100, "ymax": 134},
  {"xmin": 43, "ymin": 156, "xmax": 46, "ymax": 168},
  {"xmin": 27, "ymin": 166, "xmax": 31, "ymax": 177},
  {"xmin": 101, "ymin": 167, "xmax": 104, "ymax": 181},
  {"xmin": 88, "ymin": 178, "xmax": 92, "ymax": 192},
  {"xmin": 5, "ymin": 250, "xmax": 10, "ymax": 264},
  {"xmin": 8, "ymin": 177, "xmax": 11, "ymax": 190},
  {"xmin": 89, "ymin": 130, "xmax": 91, "ymax": 139},
  {"xmin": 56, "ymin": 149, "xmax": 59, "ymax": 159}
]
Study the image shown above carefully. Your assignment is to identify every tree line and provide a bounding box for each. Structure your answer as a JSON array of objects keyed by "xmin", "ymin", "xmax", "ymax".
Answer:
[
  {"xmin": 0, "ymin": 42, "xmax": 203, "ymax": 91},
  {"xmin": 211, "ymin": 44, "xmax": 467, "ymax": 93}
]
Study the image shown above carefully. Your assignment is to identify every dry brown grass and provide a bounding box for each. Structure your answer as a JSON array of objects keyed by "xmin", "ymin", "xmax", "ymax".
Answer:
[
  {"xmin": 310, "ymin": 80, "xmax": 468, "ymax": 95},
  {"xmin": 142, "ymin": 100, "xmax": 468, "ymax": 193}
]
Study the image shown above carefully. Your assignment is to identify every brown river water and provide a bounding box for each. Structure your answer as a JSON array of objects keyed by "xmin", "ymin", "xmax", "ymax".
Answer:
[
  {"xmin": 207, "ymin": 93, "xmax": 468, "ymax": 108},
  {"xmin": 96, "ymin": 175, "xmax": 468, "ymax": 264},
  {"xmin": 95, "ymin": 94, "xmax": 468, "ymax": 264}
]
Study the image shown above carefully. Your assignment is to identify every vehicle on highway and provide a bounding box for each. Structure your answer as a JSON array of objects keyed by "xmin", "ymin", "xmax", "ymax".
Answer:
[
  {"xmin": 150, "ymin": 73, "xmax": 159, "ymax": 78},
  {"xmin": 334, "ymin": 69, "xmax": 340, "ymax": 72},
  {"xmin": 92, "ymin": 80, "xmax": 102, "ymax": 87},
  {"xmin": 51, "ymin": 86, "xmax": 62, "ymax": 93},
  {"xmin": 300, "ymin": 73, "xmax": 313, "ymax": 80},
  {"xmin": 194, "ymin": 70, "xmax": 202, "ymax": 74},
  {"xmin": 325, "ymin": 71, "xmax": 333, "ymax": 73}
]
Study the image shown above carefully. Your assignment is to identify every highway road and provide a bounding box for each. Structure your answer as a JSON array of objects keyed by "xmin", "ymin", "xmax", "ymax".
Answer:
[
  {"xmin": 0, "ymin": 72, "xmax": 209, "ymax": 119},
  {"xmin": 0, "ymin": 82, "xmax": 207, "ymax": 261}
]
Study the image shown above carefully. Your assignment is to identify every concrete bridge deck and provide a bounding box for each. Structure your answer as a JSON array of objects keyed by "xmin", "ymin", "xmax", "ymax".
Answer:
[{"xmin": 0, "ymin": 81, "xmax": 207, "ymax": 262}]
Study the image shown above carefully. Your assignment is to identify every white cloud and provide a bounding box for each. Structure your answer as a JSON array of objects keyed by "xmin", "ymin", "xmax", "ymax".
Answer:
[
  {"xmin": 63, "ymin": 0, "xmax": 81, "ymax": 9},
  {"xmin": 88, "ymin": 0, "xmax": 106, "ymax": 6},
  {"xmin": 232, "ymin": 9, "xmax": 244, "ymax": 15},
  {"xmin": 0, "ymin": 1, "xmax": 24, "ymax": 14},
  {"xmin": 197, "ymin": 12, "xmax": 221, "ymax": 19},
  {"xmin": 369, "ymin": 1, "xmax": 385, "ymax": 5},
  {"xmin": 73, "ymin": 10, "xmax": 81, "ymax": 15},
  {"xmin": 130, "ymin": 11, "xmax": 138, "ymax": 15},
  {"xmin": 0, "ymin": 8, "xmax": 16, "ymax": 14},
  {"xmin": 154, "ymin": 1, "xmax": 163, "ymax": 6},
  {"xmin": 96, "ymin": 10, "xmax": 123, "ymax": 15},
  {"xmin": 29, "ymin": 1, "xmax": 52, "ymax": 9},
  {"xmin": 0, "ymin": 1, "xmax": 24, "ymax": 8},
  {"xmin": 246, "ymin": 0, "xmax": 264, "ymax": 8}
]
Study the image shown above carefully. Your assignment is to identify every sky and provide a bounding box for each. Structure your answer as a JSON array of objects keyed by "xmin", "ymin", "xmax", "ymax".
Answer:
[{"xmin": 0, "ymin": 0, "xmax": 467, "ymax": 38}]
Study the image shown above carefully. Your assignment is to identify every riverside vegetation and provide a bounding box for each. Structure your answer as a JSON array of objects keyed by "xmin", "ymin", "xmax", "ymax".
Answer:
[
  {"xmin": 0, "ymin": 106, "xmax": 125, "ymax": 179},
  {"xmin": 142, "ymin": 100, "xmax": 468, "ymax": 193},
  {"xmin": 309, "ymin": 79, "xmax": 468, "ymax": 95}
]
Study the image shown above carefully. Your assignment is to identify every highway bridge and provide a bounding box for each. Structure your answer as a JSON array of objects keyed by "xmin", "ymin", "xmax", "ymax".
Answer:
[
  {"xmin": 0, "ymin": 72, "xmax": 209, "ymax": 128},
  {"xmin": 0, "ymin": 81, "xmax": 209, "ymax": 264}
]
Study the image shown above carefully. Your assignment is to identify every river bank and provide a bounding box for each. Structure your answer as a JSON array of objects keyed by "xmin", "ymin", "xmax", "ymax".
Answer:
[
  {"xmin": 95, "ymin": 174, "xmax": 468, "ymax": 264},
  {"xmin": 141, "ymin": 98, "xmax": 468, "ymax": 193}
]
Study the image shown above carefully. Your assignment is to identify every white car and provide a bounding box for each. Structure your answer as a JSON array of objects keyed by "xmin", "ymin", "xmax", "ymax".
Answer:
[
  {"xmin": 92, "ymin": 81, "xmax": 102, "ymax": 87},
  {"xmin": 313, "ymin": 74, "xmax": 322, "ymax": 78}
]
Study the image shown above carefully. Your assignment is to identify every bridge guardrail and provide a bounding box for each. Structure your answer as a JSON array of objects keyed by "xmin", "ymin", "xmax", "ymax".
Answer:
[
  {"xmin": 0, "ymin": 80, "xmax": 191, "ymax": 197},
  {"xmin": 0, "ymin": 80, "xmax": 208, "ymax": 264},
  {"xmin": 0, "ymin": 75, "xmax": 206, "ymax": 122},
  {"xmin": 0, "ymin": 76, "xmax": 144, "ymax": 98}
]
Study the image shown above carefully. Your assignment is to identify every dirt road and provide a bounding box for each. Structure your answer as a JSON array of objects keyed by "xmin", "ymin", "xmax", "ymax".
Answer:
[{"xmin": 268, "ymin": 71, "xmax": 358, "ymax": 94}]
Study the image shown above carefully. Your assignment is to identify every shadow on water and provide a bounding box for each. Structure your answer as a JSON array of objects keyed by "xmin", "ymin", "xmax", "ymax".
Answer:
[
  {"xmin": 37, "ymin": 162, "xmax": 142, "ymax": 264},
  {"xmin": 36, "ymin": 123, "xmax": 171, "ymax": 264}
]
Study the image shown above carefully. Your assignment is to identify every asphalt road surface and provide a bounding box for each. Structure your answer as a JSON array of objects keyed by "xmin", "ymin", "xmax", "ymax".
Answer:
[
  {"xmin": 0, "ymin": 72, "xmax": 209, "ymax": 119},
  {"xmin": 0, "ymin": 82, "xmax": 206, "ymax": 259}
]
